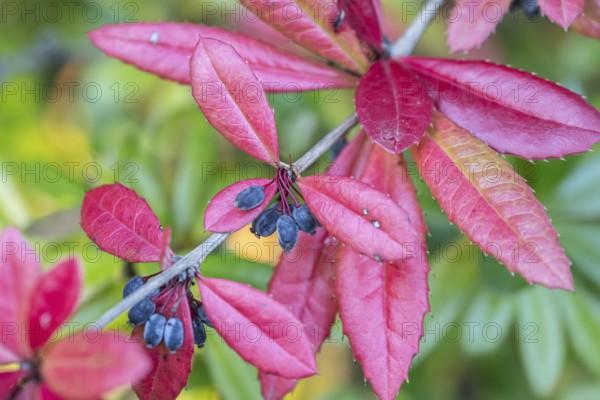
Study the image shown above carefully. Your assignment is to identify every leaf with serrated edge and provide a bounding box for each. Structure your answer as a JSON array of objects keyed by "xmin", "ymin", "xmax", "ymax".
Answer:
[
  {"xmin": 204, "ymin": 178, "xmax": 277, "ymax": 233},
  {"xmin": 356, "ymin": 60, "xmax": 432, "ymax": 154},
  {"xmin": 447, "ymin": 0, "xmax": 511, "ymax": 52},
  {"xmin": 259, "ymin": 229, "xmax": 338, "ymax": 399},
  {"xmin": 88, "ymin": 23, "xmax": 357, "ymax": 89},
  {"xmin": 191, "ymin": 37, "xmax": 280, "ymax": 164},
  {"xmin": 411, "ymin": 111, "xmax": 573, "ymax": 290},
  {"xmin": 337, "ymin": 249, "xmax": 429, "ymax": 400},
  {"xmin": 240, "ymin": 0, "xmax": 369, "ymax": 72},
  {"xmin": 538, "ymin": 0, "xmax": 584, "ymax": 29},
  {"xmin": 81, "ymin": 183, "xmax": 164, "ymax": 262},
  {"xmin": 199, "ymin": 277, "xmax": 317, "ymax": 379},
  {"xmin": 400, "ymin": 57, "xmax": 600, "ymax": 159},
  {"xmin": 297, "ymin": 175, "xmax": 419, "ymax": 262}
]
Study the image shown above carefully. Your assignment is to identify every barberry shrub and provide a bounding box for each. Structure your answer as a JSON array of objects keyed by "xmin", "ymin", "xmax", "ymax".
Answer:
[{"xmin": 20, "ymin": 0, "xmax": 598, "ymax": 398}]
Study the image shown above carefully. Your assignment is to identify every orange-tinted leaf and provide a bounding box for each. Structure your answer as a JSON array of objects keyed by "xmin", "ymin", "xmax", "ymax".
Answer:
[
  {"xmin": 240, "ymin": 0, "xmax": 369, "ymax": 72},
  {"xmin": 81, "ymin": 183, "xmax": 164, "ymax": 262},
  {"xmin": 411, "ymin": 111, "xmax": 573, "ymax": 290},
  {"xmin": 28, "ymin": 259, "xmax": 82, "ymax": 350},
  {"xmin": 42, "ymin": 333, "xmax": 151, "ymax": 399},
  {"xmin": 199, "ymin": 277, "xmax": 317, "ymax": 378}
]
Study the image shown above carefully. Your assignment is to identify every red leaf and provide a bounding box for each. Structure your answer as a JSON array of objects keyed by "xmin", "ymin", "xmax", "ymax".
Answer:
[
  {"xmin": 337, "ymin": 249, "xmax": 429, "ymax": 400},
  {"xmin": 400, "ymin": 57, "xmax": 600, "ymax": 159},
  {"xmin": 88, "ymin": 23, "xmax": 357, "ymax": 90},
  {"xmin": 191, "ymin": 37, "xmax": 280, "ymax": 165},
  {"xmin": 259, "ymin": 229, "xmax": 339, "ymax": 399},
  {"xmin": 159, "ymin": 227, "xmax": 175, "ymax": 271},
  {"xmin": 28, "ymin": 259, "xmax": 82, "ymax": 350},
  {"xmin": 133, "ymin": 299, "xmax": 195, "ymax": 400},
  {"xmin": 356, "ymin": 60, "xmax": 432, "ymax": 154},
  {"xmin": 447, "ymin": 0, "xmax": 511, "ymax": 52},
  {"xmin": 0, "ymin": 227, "xmax": 41, "ymax": 358},
  {"xmin": 41, "ymin": 333, "xmax": 151, "ymax": 399},
  {"xmin": 411, "ymin": 111, "xmax": 573, "ymax": 290},
  {"xmin": 297, "ymin": 175, "xmax": 419, "ymax": 262},
  {"xmin": 81, "ymin": 183, "xmax": 164, "ymax": 262},
  {"xmin": 339, "ymin": 0, "xmax": 384, "ymax": 52},
  {"xmin": 239, "ymin": 0, "xmax": 369, "ymax": 72},
  {"xmin": 204, "ymin": 178, "xmax": 277, "ymax": 233},
  {"xmin": 198, "ymin": 277, "xmax": 317, "ymax": 378},
  {"xmin": 538, "ymin": 0, "xmax": 584, "ymax": 29}
]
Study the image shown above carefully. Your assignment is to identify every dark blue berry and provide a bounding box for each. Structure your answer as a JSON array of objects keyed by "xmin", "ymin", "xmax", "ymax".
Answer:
[
  {"xmin": 128, "ymin": 298, "xmax": 156, "ymax": 325},
  {"xmin": 331, "ymin": 137, "xmax": 347, "ymax": 160},
  {"xmin": 333, "ymin": 9, "xmax": 345, "ymax": 31},
  {"xmin": 292, "ymin": 205, "xmax": 317, "ymax": 234},
  {"xmin": 511, "ymin": 0, "xmax": 540, "ymax": 18},
  {"xmin": 197, "ymin": 304, "xmax": 213, "ymax": 328},
  {"xmin": 234, "ymin": 186, "xmax": 265, "ymax": 210},
  {"xmin": 192, "ymin": 318, "xmax": 207, "ymax": 348},
  {"xmin": 123, "ymin": 276, "xmax": 144, "ymax": 298},
  {"xmin": 251, "ymin": 205, "xmax": 282, "ymax": 238},
  {"xmin": 143, "ymin": 313, "xmax": 167, "ymax": 348},
  {"xmin": 164, "ymin": 317, "xmax": 184, "ymax": 352},
  {"xmin": 276, "ymin": 215, "xmax": 299, "ymax": 253}
]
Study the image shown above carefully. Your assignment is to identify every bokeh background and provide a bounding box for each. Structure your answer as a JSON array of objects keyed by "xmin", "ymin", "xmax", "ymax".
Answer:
[{"xmin": 1, "ymin": 0, "xmax": 600, "ymax": 399}]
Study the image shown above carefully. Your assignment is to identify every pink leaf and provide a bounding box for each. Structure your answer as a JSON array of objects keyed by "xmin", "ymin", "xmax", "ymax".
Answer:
[
  {"xmin": 297, "ymin": 175, "xmax": 420, "ymax": 262},
  {"xmin": 0, "ymin": 227, "xmax": 41, "ymax": 358},
  {"xmin": 411, "ymin": 111, "xmax": 573, "ymax": 290},
  {"xmin": 538, "ymin": 0, "xmax": 584, "ymax": 29},
  {"xmin": 400, "ymin": 57, "xmax": 600, "ymax": 159},
  {"xmin": 356, "ymin": 60, "xmax": 432, "ymax": 154},
  {"xmin": 337, "ymin": 248, "xmax": 429, "ymax": 400},
  {"xmin": 133, "ymin": 300, "xmax": 195, "ymax": 400},
  {"xmin": 0, "ymin": 372, "xmax": 25, "ymax": 399},
  {"xmin": 88, "ymin": 23, "xmax": 357, "ymax": 90},
  {"xmin": 259, "ymin": 229, "xmax": 339, "ymax": 399},
  {"xmin": 239, "ymin": 0, "xmax": 369, "ymax": 72},
  {"xmin": 41, "ymin": 333, "xmax": 151, "ymax": 399},
  {"xmin": 572, "ymin": 0, "xmax": 600, "ymax": 38},
  {"xmin": 339, "ymin": 0, "xmax": 384, "ymax": 52},
  {"xmin": 28, "ymin": 259, "xmax": 82, "ymax": 350},
  {"xmin": 81, "ymin": 183, "xmax": 164, "ymax": 262},
  {"xmin": 198, "ymin": 277, "xmax": 318, "ymax": 378},
  {"xmin": 204, "ymin": 178, "xmax": 277, "ymax": 233},
  {"xmin": 191, "ymin": 37, "xmax": 280, "ymax": 165},
  {"xmin": 326, "ymin": 131, "xmax": 370, "ymax": 177},
  {"xmin": 447, "ymin": 0, "xmax": 511, "ymax": 52}
]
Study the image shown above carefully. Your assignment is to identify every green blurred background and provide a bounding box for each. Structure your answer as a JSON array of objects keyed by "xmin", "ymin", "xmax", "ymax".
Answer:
[{"xmin": 1, "ymin": 0, "xmax": 600, "ymax": 399}]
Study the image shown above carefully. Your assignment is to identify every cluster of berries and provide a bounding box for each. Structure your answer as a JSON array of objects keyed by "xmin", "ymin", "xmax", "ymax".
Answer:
[
  {"xmin": 124, "ymin": 275, "xmax": 211, "ymax": 351},
  {"xmin": 234, "ymin": 178, "xmax": 318, "ymax": 252}
]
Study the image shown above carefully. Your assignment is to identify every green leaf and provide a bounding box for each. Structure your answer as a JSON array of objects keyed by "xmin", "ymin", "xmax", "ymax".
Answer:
[
  {"xmin": 555, "ymin": 222, "xmax": 600, "ymax": 289},
  {"xmin": 461, "ymin": 290, "xmax": 514, "ymax": 355},
  {"xmin": 518, "ymin": 287, "xmax": 565, "ymax": 398},
  {"xmin": 204, "ymin": 332, "xmax": 261, "ymax": 400},
  {"xmin": 555, "ymin": 153, "xmax": 600, "ymax": 219}
]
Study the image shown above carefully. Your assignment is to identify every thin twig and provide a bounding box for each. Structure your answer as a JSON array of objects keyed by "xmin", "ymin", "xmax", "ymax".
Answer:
[
  {"xmin": 390, "ymin": 0, "xmax": 446, "ymax": 57},
  {"xmin": 94, "ymin": 0, "xmax": 445, "ymax": 329}
]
